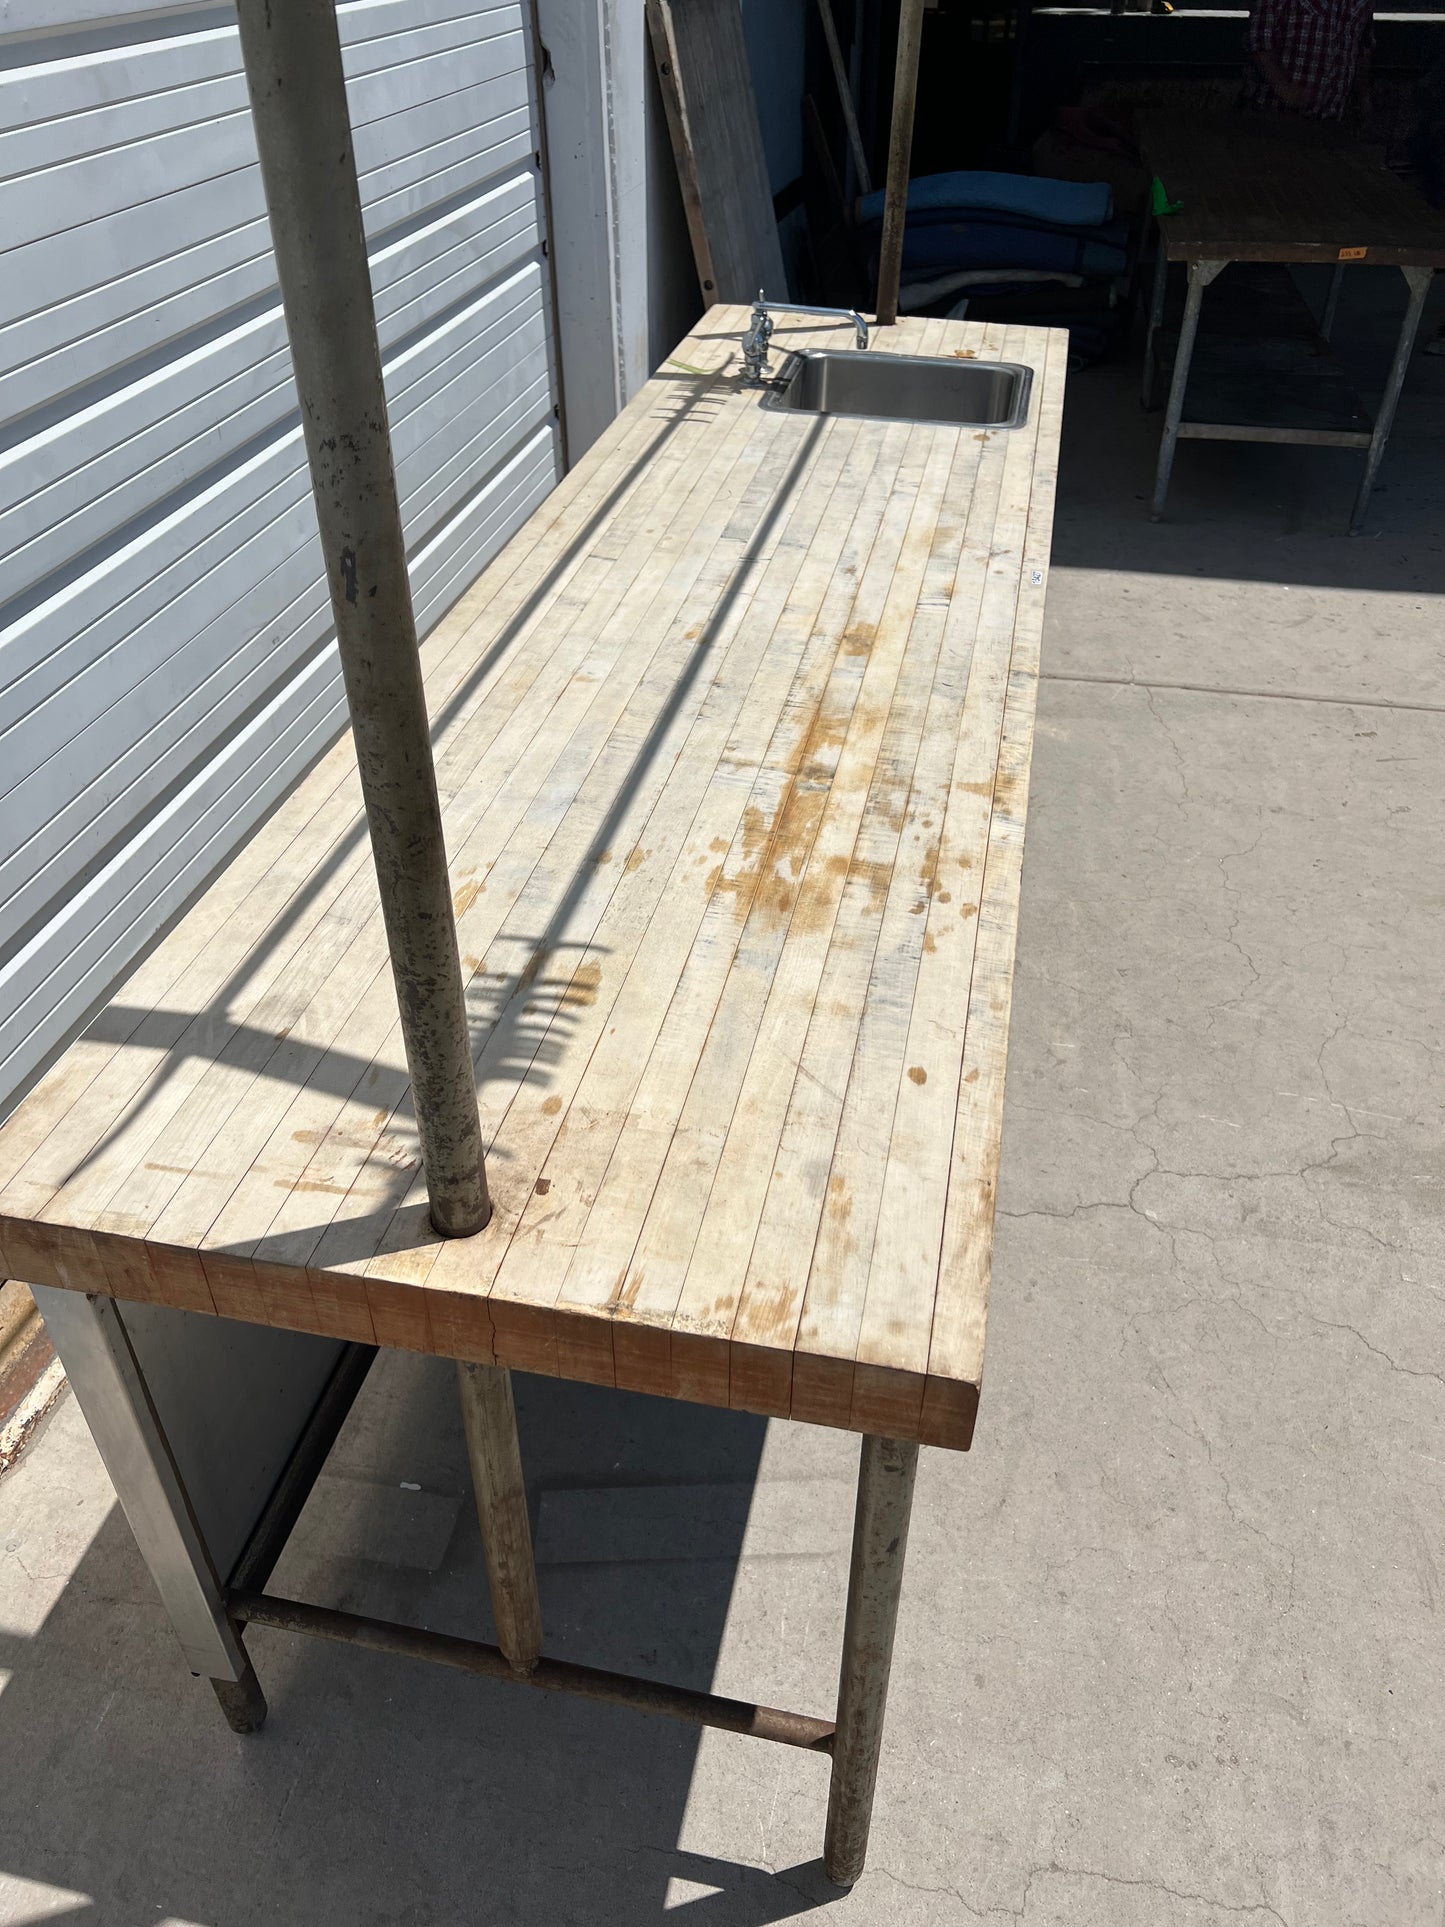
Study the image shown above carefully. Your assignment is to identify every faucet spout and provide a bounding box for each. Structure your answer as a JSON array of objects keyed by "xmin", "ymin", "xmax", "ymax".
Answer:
[{"xmin": 740, "ymin": 295, "xmax": 869, "ymax": 384}]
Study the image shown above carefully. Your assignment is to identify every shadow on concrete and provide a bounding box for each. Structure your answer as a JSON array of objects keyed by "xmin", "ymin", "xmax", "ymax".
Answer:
[
  {"xmin": 0, "ymin": 1357, "xmax": 841, "ymax": 1925},
  {"xmin": 1051, "ymin": 263, "xmax": 1445, "ymax": 595}
]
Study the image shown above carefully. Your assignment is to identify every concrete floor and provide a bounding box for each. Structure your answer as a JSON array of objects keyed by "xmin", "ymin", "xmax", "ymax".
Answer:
[{"xmin": 3, "ymin": 268, "xmax": 1445, "ymax": 1925}]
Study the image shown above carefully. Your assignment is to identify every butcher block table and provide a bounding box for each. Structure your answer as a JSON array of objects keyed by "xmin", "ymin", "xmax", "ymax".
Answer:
[{"xmin": 0, "ymin": 306, "xmax": 1065, "ymax": 1883}]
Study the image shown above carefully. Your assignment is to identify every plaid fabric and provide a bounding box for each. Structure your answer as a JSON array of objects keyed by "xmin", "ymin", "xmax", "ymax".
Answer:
[{"xmin": 1244, "ymin": 0, "xmax": 1374, "ymax": 118}]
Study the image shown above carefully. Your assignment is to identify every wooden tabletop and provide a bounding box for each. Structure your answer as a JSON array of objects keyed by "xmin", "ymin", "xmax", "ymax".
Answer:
[
  {"xmin": 1143, "ymin": 113, "xmax": 1445, "ymax": 267},
  {"xmin": 0, "ymin": 307, "xmax": 1065, "ymax": 1453}
]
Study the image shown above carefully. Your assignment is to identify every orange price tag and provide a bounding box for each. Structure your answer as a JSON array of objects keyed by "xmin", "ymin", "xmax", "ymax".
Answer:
[{"xmin": 1338, "ymin": 246, "xmax": 1367, "ymax": 261}]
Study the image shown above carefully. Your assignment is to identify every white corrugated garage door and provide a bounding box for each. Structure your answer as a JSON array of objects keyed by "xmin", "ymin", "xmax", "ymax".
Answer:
[{"xmin": 0, "ymin": 0, "xmax": 561, "ymax": 1112}]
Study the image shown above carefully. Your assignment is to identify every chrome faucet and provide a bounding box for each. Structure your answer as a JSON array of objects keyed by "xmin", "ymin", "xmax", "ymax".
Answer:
[{"xmin": 740, "ymin": 292, "xmax": 869, "ymax": 385}]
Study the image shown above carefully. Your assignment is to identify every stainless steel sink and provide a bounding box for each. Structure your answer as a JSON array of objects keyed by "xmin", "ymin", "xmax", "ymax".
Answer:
[{"xmin": 765, "ymin": 349, "xmax": 1032, "ymax": 430}]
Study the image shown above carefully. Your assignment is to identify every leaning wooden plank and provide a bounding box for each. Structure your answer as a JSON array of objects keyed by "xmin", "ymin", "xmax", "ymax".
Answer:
[{"xmin": 647, "ymin": 0, "xmax": 788, "ymax": 305}]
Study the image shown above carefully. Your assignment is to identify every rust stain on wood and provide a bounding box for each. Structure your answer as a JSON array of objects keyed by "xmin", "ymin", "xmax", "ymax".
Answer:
[
  {"xmin": 564, "ymin": 960, "xmax": 603, "ymax": 1007},
  {"xmin": 609, "ymin": 1267, "xmax": 644, "ymax": 1314}
]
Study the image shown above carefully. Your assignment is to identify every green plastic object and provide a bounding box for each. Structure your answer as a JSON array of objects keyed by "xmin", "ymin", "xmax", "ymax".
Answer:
[{"xmin": 1152, "ymin": 175, "xmax": 1183, "ymax": 217}]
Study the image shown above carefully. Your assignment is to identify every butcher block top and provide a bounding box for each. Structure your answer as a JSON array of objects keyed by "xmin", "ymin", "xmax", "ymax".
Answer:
[{"xmin": 0, "ymin": 307, "xmax": 1065, "ymax": 1451}]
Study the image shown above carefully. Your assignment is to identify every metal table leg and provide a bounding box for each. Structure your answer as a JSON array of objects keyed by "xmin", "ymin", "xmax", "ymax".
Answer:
[
  {"xmin": 1320, "ymin": 261, "xmax": 1345, "ymax": 341},
  {"xmin": 1150, "ymin": 256, "xmax": 1226, "ymax": 521},
  {"xmin": 457, "ymin": 1362, "xmax": 543, "ymax": 1672},
  {"xmin": 1350, "ymin": 265, "xmax": 1433, "ymax": 534},
  {"xmin": 212, "ymin": 1653, "xmax": 269, "ymax": 1733},
  {"xmin": 29, "ymin": 1287, "xmax": 258, "ymax": 1722},
  {"xmin": 1141, "ymin": 220, "xmax": 1169, "ymax": 409},
  {"xmin": 823, "ymin": 1434, "xmax": 919, "ymax": 1887}
]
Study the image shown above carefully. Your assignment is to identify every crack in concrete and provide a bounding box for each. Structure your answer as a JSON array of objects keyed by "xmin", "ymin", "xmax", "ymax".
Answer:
[
  {"xmin": 1156, "ymin": 1380, "xmax": 1299, "ymax": 1614},
  {"xmin": 1006, "ymin": 1172, "xmax": 1445, "ymax": 1397},
  {"xmin": 1142, "ymin": 682, "xmax": 1193, "ymax": 809},
  {"xmin": 1015, "ymin": 1860, "xmax": 1292, "ymax": 1924},
  {"xmin": 869, "ymin": 1865, "xmax": 1011, "ymax": 1919},
  {"xmin": 1252, "ymin": 1289, "xmax": 1445, "ymax": 1391},
  {"xmin": 1041, "ymin": 667, "xmax": 1445, "ymax": 720},
  {"xmin": 871, "ymin": 1859, "xmax": 1295, "ymax": 1924}
]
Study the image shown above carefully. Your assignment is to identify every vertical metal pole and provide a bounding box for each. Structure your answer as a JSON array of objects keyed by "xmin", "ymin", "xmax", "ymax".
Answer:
[
  {"xmin": 1150, "ymin": 257, "xmax": 1225, "ymax": 522},
  {"xmin": 1320, "ymin": 261, "xmax": 1345, "ymax": 341},
  {"xmin": 815, "ymin": 0, "xmax": 872, "ymax": 196},
  {"xmin": 233, "ymin": 0, "xmax": 489, "ymax": 1237},
  {"xmin": 845, "ymin": 0, "xmax": 867, "ymax": 207},
  {"xmin": 457, "ymin": 1362, "xmax": 543, "ymax": 1673},
  {"xmin": 1141, "ymin": 219, "xmax": 1169, "ymax": 409},
  {"xmin": 824, "ymin": 1434, "xmax": 919, "ymax": 1888},
  {"xmin": 1005, "ymin": 0, "xmax": 1036, "ymax": 150},
  {"xmin": 874, "ymin": 0, "xmax": 926, "ymax": 327},
  {"xmin": 1350, "ymin": 265, "xmax": 1432, "ymax": 534}
]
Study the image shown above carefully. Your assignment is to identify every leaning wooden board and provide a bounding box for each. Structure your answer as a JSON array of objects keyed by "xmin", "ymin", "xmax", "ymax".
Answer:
[
  {"xmin": 0, "ymin": 307, "xmax": 1065, "ymax": 1451},
  {"xmin": 647, "ymin": 0, "xmax": 788, "ymax": 306}
]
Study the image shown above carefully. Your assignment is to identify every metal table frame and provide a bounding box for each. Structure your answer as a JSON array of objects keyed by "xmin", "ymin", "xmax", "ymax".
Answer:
[
  {"xmin": 1142, "ymin": 231, "xmax": 1433, "ymax": 532},
  {"xmin": 36, "ymin": 1285, "xmax": 916, "ymax": 1889}
]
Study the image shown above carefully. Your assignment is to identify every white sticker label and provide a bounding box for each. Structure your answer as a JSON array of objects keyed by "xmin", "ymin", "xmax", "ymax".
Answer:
[{"xmin": 1031, "ymin": 570, "xmax": 1044, "ymax": 586}]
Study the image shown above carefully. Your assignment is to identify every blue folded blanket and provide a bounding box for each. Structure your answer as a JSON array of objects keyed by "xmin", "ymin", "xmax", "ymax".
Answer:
[
  {"xmin": 896, "ymin": 221, "xmax": 1127, "ymax": 280},
  {"xmin": 857, "ymin": 170, "xmax": 1114, "ymax": 230},
  {"xmin": 879, "ymin": 206, "xmax": 1130, "ymax": 250}
]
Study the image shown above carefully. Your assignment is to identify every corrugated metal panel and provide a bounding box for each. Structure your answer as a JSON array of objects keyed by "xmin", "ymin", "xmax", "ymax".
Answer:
[{"xmin": 0, "ymin": 0, "xmax": 561, "ymax": 1109}]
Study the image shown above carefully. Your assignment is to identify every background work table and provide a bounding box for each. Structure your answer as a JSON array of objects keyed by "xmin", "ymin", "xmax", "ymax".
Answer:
[
  {"xmin": 1139, "ymin": 114, "xmax": 1445, "ymax": 528},
  {"xmin": 0, "ymin": 308, "xmax": 1065, "ymax": 1454}
]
